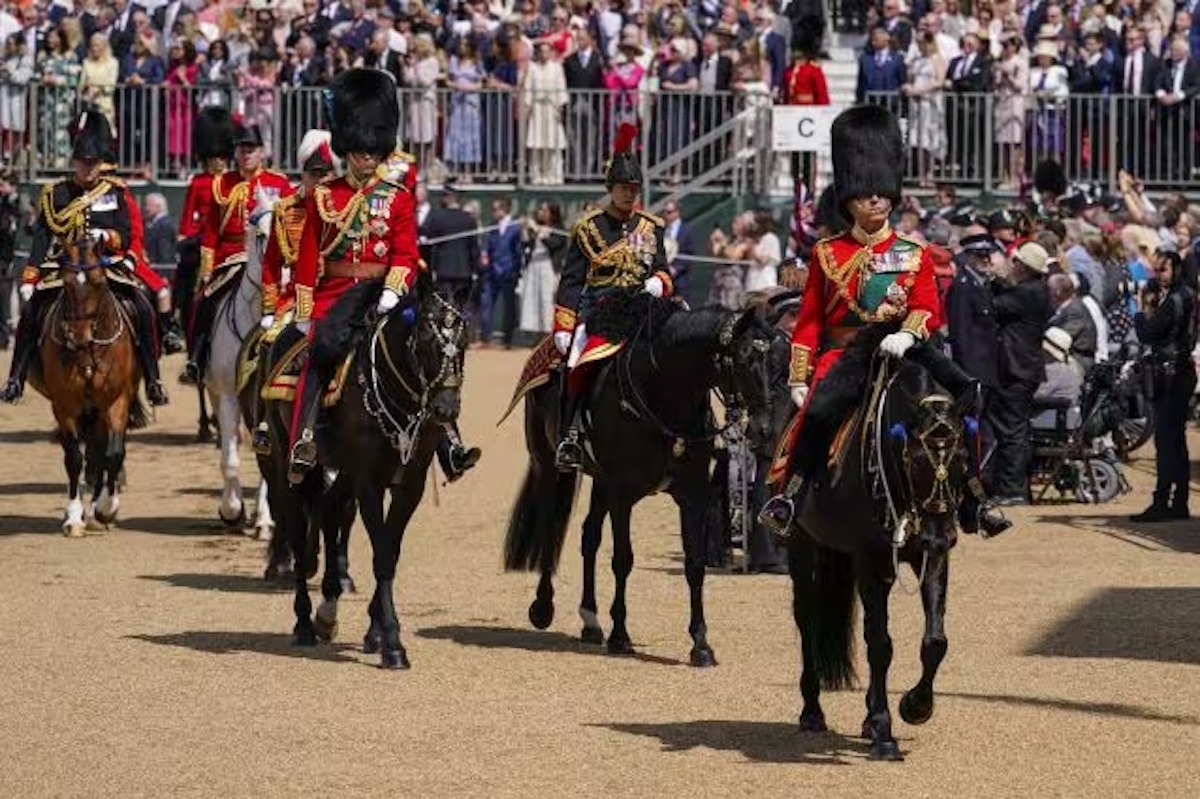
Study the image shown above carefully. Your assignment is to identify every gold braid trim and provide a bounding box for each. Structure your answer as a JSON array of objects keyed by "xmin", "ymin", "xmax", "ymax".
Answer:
[
  {"xmin": 21, "ymin": 264, "xmax": 39, "ymax": 283},
  {"xmin": 553, "ymin": 305, "xmax": 576, "ymax": 330},
  {"xmin": 199, "ymin": 247, "xmax": 214, "ymax": 282},
  {"xmin": 385, "ymin": 266, "xmax": 411, "ymax": 295},
  {"xmin": 40, "ymin": 180, "xmax": 112, "ymax": 240},
  {"xmin": 261, "ymin": 283, "xmax": 279, "ymax": 315},
  {"xmin": 272, "ymin": 193, "xmax": 303, "ymax": 265},
  {"xmin": 901, "ymin": 310, "xmax": 933, "ymax": 340},
  {"xmin": 313, "ymin": 184, "xmax": 369, "ymax": 259},
  {"xmin": 789, "ymin": 344, "xmax": 812, "ymax": 386},
  {"xmin": 816, "ymin": 240, "xmax": 915, "ymax": 324},
  {"xmin": 217, "ymin": 180, "xmax": 251, "ymax": 231},
  {"xmin": 295, "ymin": 285, "xmax": 314, "ymax": 322}
]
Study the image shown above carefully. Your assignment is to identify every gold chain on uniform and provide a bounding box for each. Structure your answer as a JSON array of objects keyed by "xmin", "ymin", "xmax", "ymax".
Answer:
[
  {"xmin": 272, "ymin": 193, "xmax": 303, "ymax": 264},
  {"xmin": 314, "ymin": 183, "xmax": 370, "ymax": 259},
  {"xmin": 40, "ymin": 180, "xmax": 112, "ymax": 240}
]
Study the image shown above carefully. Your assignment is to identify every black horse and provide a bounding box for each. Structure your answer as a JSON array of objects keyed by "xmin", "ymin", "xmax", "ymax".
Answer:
[
  {"xmin": 784, "ymin": 329, "xmax": 974, "ymax": 761},
  {"xmin": 503, "ymin": 302, "xmax": 777, "ymax": 666},
  {"xmin": 266, "ymin": 279, "xmax": 470, "ymax": 668}
]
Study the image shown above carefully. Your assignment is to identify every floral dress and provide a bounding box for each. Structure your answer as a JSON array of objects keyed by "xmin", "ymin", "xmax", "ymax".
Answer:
[
  {"xmin": 445, "ymin": 56, "xmax": 483, "ymax": 166},
  {"xmin": 38, "ymin": 52, "xmax": 81, "ymax": 168}
]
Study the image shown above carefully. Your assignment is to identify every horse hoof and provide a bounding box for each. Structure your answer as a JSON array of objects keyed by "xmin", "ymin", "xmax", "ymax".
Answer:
[
  {"xmin": 313, "ymin": 615, "xmax": 338, "ymax": 644},
  {"xmin": 380, "ymin": 648, "xmax": 411, "ymax": 670},
  {"xmin": 860, "ymin": 720, "xmax": 874, "ymax": 740},
  {"xmin": 899, "ymin": 690, "xmax": 935, "ymax": 726},
  {"xmin": 689, "ymin": 647, "xmax": 718, "ymax": 668},
  {"xmin": 292, "ymin": 627, "xmax": 318, "ymax": 647},
  {"xmin": 340, "ymin": 577, "xmax": 357, "ymax": 594},
  {"xmin": 362, "ymin": 630, "xmax": 382, "ymax": 655},
  {"xmin": 62, "ymin": 521, "xmax": 86, "ymax": 538},
  {"xmin": 93, "ymin": 508, "xmax": 118, "ymax": 526},
  {"xmin": 255, "ymin": 524, "xmax": 273, "ymax": 542},
  {"xmin": 798, "ymin": 709, "xmax": 827, "ymax": 733},
  {"xmin": 580, "ymin": 626, "xmax": 604, "ymax": 645},
  {"xmin": 607, "ymin": 636, "xmax": 635, "ymax": 656},
  {"xmin": 528, "ymin": 598, "xmax": 555, "ymax": 630},
  {"xmin": 869, "ymin": 740, "xmax": 904, "ymax": 762},
  {"xmin": 263, "ymin": 563, "xmax": 293, "ymax": 584},
  {"xmin": 218, "ymin": 506, "xmax": 245, "ymax": 529},
  {"xmin": 196, "ymin": 428, "xmax": 214, "ymax": 444}
]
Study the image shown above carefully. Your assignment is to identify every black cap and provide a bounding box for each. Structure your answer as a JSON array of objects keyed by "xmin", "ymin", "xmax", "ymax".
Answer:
[
  {"xmin": 767, "ymin": 288, "xmax": 801, "ymax": 311},
  {"xmin": 233, "ymin": 123, "xmax": 264, "ymax": 148},
  {"xmin": 987, "ymin": 209, "xmax": 1016, "ymax": 231},
  {"xmin": 959, "ymin": 233, "xmax": 1000, "ymax": 254}
]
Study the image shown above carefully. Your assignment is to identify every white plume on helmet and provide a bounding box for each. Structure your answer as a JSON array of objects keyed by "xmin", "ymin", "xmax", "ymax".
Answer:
[{"xmin": 297, "ymin": 129, "xmax": 340, "ymax": 173}]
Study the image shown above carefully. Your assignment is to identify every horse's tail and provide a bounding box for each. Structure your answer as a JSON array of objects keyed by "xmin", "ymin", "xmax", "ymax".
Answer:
[
  {"xmin": 504, "ymin": 462, "xmax": 578, "ymax": 573},
  {"xmin": 793, "ymin": 539, "xmax": 857, "ymax": 690}
]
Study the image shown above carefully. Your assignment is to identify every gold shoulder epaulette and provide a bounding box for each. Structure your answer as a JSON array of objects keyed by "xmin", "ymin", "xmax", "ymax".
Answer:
[
  {"xmin": 571, "ymin": 208, "xmax": 603, "ymax": 235},
  {"xmin": 636, "ymin": 209, "xmax": 664, "ymax": 226}
]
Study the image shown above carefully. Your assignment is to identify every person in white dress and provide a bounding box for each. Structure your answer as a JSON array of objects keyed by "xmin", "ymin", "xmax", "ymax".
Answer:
[
  {"xmin": 522, "ymin": 42, "xmax": 568, "ymax": 185},
  {"xmin": 518, "ymin": 200, "xmax": 567, "ymax": 336},
  {"xmin": 901, "ymin": 33, "xmax": 947, "ymax": 187}
]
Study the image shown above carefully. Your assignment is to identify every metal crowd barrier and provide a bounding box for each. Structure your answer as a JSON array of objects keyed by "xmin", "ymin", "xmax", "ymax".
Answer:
[
  {"xmin": 865, "ymin": 90, "xmax": 1199, "ymax": 192},
  {"xmin": 20, "ymin": 82, "xmax": 764, "ymax": 192}
]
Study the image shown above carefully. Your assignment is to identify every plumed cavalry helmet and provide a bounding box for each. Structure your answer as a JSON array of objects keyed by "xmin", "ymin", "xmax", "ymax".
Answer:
[
  {"xmin": 830, "ymin": 104, "xmax": 903, "ymax": 216},
  {"xmin": 605, "ymin": 122, "xmax": 642, "ymax": 188},
  {"xmin": 193, "ymin": 106, "xmax": 234, "ymax": 161},
  {"xmin": 325, "ymin": 68, "xmax": 399, "ymax": 160},
  {"xmin": 70, "ymin": 105, "xmax": 116, "ymax": 162}
]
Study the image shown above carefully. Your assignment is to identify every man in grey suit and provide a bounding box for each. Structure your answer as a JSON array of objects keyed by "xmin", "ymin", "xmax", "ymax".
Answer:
[
  {"xmin": 143, "ymin": 193, "xmax": 177, "ymax": 268},
  {"xmin": 1048, "ymin": 273, "xmax": 1098, "ymax": 371}
]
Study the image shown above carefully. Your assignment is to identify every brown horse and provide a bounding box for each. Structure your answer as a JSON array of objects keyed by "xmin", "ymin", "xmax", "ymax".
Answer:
[{"xmin": 29, "ymin": 240, "xmax": 146, "ymax": 537}]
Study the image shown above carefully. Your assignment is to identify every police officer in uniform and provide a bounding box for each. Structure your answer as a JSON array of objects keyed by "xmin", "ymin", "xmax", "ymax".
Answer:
[
  {"xmin": 1130, "ymin": 248, "xmax": 1197, "ymax": 522},
  {"xmin": 287, "ymin": 68, "xmax": 479, "ymax": 484},
  {"xmin": 550, "ymin": 123, "xmax": 676, "ymax": 471},
  {"xmin": 2, "ymin": 107, "xmax": 169, "ymax": 406}
]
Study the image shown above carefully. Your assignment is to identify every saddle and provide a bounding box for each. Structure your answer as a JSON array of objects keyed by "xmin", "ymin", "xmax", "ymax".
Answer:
[
  {"xmin": 201, "ymin": 260, "xmax": 245, "ymax": 300},
  {"xmin": 260, "ymin": 331, "xmax": 358, "ymax": 408}
]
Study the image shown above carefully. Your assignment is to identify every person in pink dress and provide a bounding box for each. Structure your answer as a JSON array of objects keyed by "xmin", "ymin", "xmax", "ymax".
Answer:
[{"xmin": 166, "ymin": 39, "xmax": 199, "ymax": 175}]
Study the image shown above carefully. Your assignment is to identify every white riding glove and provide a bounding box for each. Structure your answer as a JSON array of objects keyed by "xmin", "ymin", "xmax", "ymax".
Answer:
[
  {"xmin": 790, "ymin": 384, "xmax": 809, "ymax": 409},
  {"xmin": 259, "ymin": 314, "xmax": 275, "ymax": 331},
  {"xmin": 296, "ymin": 319, "xmax": 311, "ymax": 335},
  {"xmin": 880, "ymin": 331, "xmax": 917, "ymax": 359},
  {"xmin": 87, "ymin": 228, "xmax": 109, "ymax": 244},
  {"xmin": 19, "ymin": 283, "xmax": 34, "ymax": 302},
  {"xmin": 376, "ymin": 288, "xmax": 401, "ymax": 315},
  {"xmin": 553, "ymin": 330, "xmax": 572, "ymax": 355},
  {"xmin": 643, "ymin": 275, "xmax": 665, "ymax": 298}
]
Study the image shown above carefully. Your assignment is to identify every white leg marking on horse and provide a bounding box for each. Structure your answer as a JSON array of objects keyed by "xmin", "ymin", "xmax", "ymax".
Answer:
[
  {"xmin": 217, "ymin": 395, "xmax": 244, "ymax": 525},
  {"xmin": 63, "ymin": 498, "xmax": 85, "ymax": 536},
  {"xmin": 254, "ymin": 479, "xmax": 274, "ymax": 540}
]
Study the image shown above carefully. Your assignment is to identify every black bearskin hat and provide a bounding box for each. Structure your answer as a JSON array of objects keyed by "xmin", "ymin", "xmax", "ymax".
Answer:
[
  {"xmin": 792, "ymin": 14, "xmax": 824, "ymax": 58},
  {"xmin": 814, "ymin": 184, "xmax": 847, "ymax": 234},
  {"xmin": 327, "ymin": 68, "xmax": 399, "ymax": 159},
  {"xmin": 193, "ymin": 106, "xmax": 234, "ymax": 161},
  {"xmin": 71, "ymin": 105, "xmax": 116, "ymax": 162},
  {"xmin": 605, "ymin": 122, "xmax": 642, "ymax": 188},
  {"xmin": 831, "ymin": 105, "xmax": 903, "ymax": 216},
  {"xmin": 1034, "ymin": 159, "xmax": 1067, "ymax": 198}
]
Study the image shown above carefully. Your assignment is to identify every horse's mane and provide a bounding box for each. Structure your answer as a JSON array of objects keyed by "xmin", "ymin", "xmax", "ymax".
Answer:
[{"xmin": 658, "ymin": 305, "xmax": 733, "ymax": 349}]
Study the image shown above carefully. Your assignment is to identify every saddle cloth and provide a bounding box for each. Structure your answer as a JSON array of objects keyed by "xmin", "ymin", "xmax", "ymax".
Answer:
[
  {"xmin": 260, "ymin": 334, "xmax": 358, "ymax": 408},
  {"xmin": 37, "ymin": 265, "xmax": 143, "ymax": 293},
  {"xmin": 201, "ymin": 259, "xmax": 245, "ymax": 300},
  {"xmin": 498, "ymin": 334, "xmax": 564, "ymax": 424}
]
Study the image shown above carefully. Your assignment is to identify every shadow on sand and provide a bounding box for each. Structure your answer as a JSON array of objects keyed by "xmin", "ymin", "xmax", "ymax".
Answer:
[
  {"xmin": 594, "ymin": 719, "xmax": 864, "ymax": 765},
  {"xmin": 131, "ymin": 431, "xmax": 220, "ymax": 448},
  {"xmin": 140, "ymin": 572, "xmax": 288, "ymax": 594},
  {"xmin": 0, "ymin": 429, "xmax": 54, "ymax": 445},
  {"xmin": 1026, "ymin": 587, "xmax": 1200, "ymax": 667},
  {"xmin": 1029, "ymin": 511, "xmax": 1200, "ymax": 555},
  {"xmin": 0, "ymin": 482, "xmax": 64, "ymax": 497},
  {"xmin": 116, "ymin": 516, "xmax": 240, "ymax": 536},
  {"xmin": 128, "ymin": 631, "xmax": 358, "ymax": 663},
  {"xmin": 0, "ymin": 514, "xmax": 64, "ymax": 536},
  {"xmin": 416, "ymin": 624, "xmax": 685, "ymax": 667},
  {"xmin": 941, "ymin": 690, "xmax": 1200, "ymax": 727}
]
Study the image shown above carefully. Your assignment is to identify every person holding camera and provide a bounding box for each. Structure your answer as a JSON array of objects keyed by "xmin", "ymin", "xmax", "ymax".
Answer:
[{"xmin": 1130, "ymin": 248, "xmax": 1197, "ymax": 522}]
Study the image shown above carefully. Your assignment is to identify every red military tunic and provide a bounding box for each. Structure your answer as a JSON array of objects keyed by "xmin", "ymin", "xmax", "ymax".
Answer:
[
  {"xmin": 261, "ymin": 189, "xmax": 306, "ymax": 316},
  {"xmin": 179, "ymin": 167, "xmax": 222, "ymax": 240},
  {"xmin": 293, "ymin": 154, "xmax": 420, "ymax": 324},
  {"xmin": 200, "ymin": 167, "xmax": 293, "ymax": 281},
  {"xmin": 784, "ymin": 60, "xmax": 830, "ymax": 106},
  {"xmin": 769, "ymin": 224, "xmax": 941, "ymax": 484},
  {"xmin": 122, "ymin": 185, "xmax": 168, "ymax": 295}
]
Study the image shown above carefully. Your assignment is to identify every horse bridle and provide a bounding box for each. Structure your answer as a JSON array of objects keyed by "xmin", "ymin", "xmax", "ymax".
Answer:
[
  {"xmin": 899, "ymin": 395, "xmax": 965, "ymax": 516},
  {"xmin": 52, "ymin": 261, "xmax": 125, "ymax": 351},
  {"xmin": 714, "ymin": 313, "xmax": 772, "ymax": 412}
]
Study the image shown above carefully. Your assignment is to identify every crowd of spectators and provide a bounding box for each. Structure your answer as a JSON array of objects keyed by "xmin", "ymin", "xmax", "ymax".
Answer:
[
  {"xmin": 854, "ymin": 0, "xmax": 1200, "ymax": 187},
  {"xmin": 0, "ymin": 0, "xmax": 827, "ymax": 184}
]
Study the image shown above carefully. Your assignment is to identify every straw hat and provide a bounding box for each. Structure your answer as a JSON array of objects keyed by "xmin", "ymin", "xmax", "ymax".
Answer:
[
  {"xmin": 1042, "ymin": 326, "xmax": 1073, "ymax": 363},
  {"xmin": 1033, "ymin": 40, "xmax": 1059, "ymax": 61}
]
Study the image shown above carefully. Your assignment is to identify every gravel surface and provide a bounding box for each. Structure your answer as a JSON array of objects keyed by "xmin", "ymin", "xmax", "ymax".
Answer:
[{"xmin": 1, "ymin": 350, "xmax": 1198, "ymax": 799}]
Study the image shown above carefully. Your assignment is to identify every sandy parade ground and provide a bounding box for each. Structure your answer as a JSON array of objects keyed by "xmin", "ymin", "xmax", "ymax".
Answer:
[{"xmin": 1, "ymin": 348, "xmax": 1199, "ymax": 799}]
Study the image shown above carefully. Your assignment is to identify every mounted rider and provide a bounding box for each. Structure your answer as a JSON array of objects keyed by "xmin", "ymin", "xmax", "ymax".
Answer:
[
  {"xmin": 2, "ymin": 106, "xmax": 169, "ymax": 406},
  {"xmin": 181, "ymin": 121, "xmax": 293, "ymax": 385},
  {"xmin": 178, "ymin": 107, "xmax": 234, "ymax": 360},
  {"xmin": 758, "ymin": 105, "xmax": 1008, "ymax": 538},
  {"xmin": 551, "ymin": 123, "xmax": 676, "ymax": 471},
  {"xmin": 286, "ymin": 68, "xmax": 480, "ymax": 484},
  {"xmin": 250, "ymin": 129, "xmax": 338, "ymax": 455}
]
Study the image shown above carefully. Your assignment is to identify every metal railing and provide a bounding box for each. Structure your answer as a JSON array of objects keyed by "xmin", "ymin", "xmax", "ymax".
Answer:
[
  {"xmin": 866, "ymin": 90, "xmax": 1200, "ymax": 193},
  {"xmin": 19, "ymin": 82, "xmax": 772, "ymax": 193}
]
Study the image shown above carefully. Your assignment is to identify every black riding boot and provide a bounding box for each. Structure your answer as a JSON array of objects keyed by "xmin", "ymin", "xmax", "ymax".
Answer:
[
  {"xmin": 133, "ymin": 301, "xmax": 168, "ymax": 406},
  {"xmin": 555, "ymin": 379, "xmax": 584, "ymax": 472},
  {"xmin": 436, "ymin": 422, "xmax": 482, "ymax": 482},
  {"xmin": 159, "ymin": 311, "xmax": 185, "ymax": 355},
  {"xmin": 0, "ymin": 311, "xmax": 38, "ymax": 403},
  {"xmin": 758, "ymin": 424, "xmax": 831, "ymax": 539},
  {"xmin": 181, "ymin": 294, "xmax": 215, "ymax": 384},
  {"xmin": 288, "ymin": 365, "xmax": 326, "ymax": 484}
]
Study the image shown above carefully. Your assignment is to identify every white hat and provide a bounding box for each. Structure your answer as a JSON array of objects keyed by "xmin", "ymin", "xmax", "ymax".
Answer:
[
  {"xmin": 1014, "ymin": 241, "xmax": 1051, "ymax": 274},
  {"xmin": 297, "ymin": 129, "xmax": 339, "ymax": 173},
  {"xmin": 1042, "ymin": 326, "xmax": 1073, "ymax": 363}
]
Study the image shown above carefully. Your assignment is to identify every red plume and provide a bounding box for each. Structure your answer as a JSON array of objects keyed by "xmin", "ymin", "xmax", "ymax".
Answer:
[{"xmin": 613, "ymin": 122, "xmax": 638, "ymax": 154}]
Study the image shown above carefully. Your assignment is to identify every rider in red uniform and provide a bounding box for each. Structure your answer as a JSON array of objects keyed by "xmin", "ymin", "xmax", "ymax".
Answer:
[
  {"xmin": 286, "ymin": 68, "xmax": 479, "ymax": 484},
  {"xmin": 759, "ymin": 106, "xmax": 1008, "ymax": 538},
  {"xmin": 181, "ymin": 122, "xmax": 293, "ymax": 384}
]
